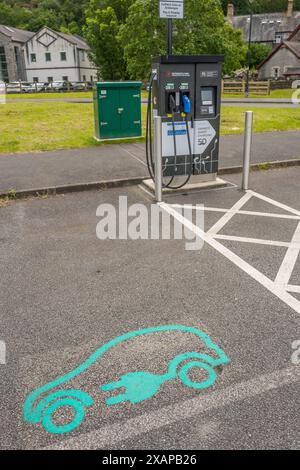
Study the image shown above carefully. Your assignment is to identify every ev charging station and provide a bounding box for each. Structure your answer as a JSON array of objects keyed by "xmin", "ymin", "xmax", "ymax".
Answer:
[
  {"xmin": 145, "ymin": 2, "xmax": 224, "ymax": 200},
  {"xmin": 146, "ymin": 55, "xmax": 223, "ymax": 199}
]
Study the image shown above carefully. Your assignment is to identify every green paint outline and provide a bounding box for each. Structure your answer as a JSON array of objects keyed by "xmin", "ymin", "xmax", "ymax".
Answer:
[{"xmin": 24, "ymin": 325, "xmax": 230, "ymax": 434}]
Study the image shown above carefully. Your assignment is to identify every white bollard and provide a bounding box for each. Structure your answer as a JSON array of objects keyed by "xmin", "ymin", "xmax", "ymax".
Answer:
[
  {"xmin": 242, "ymin": 111, "xmax": 253, "ymax": 190},
  {"xmin": 154, "ymin": 116, "xmax": 163, "ymax": 203}
]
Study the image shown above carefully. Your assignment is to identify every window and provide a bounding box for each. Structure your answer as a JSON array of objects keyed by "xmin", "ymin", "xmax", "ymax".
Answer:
[
  {"xmin": 33, "ymin": 77, "xmax": 39, "ymax": 82},
  {"xmin": 62, "ymin": 76, "xmax": 68, "ymax": 81},
  {"xmin": 60, "ymin": 52, "xmax": 66, "ymax": 61},
  {"xmin": 48, "ymin": 77, "xmax": 53, "ymax": 83},
  {"xmin": 14, "ymin": 46, "xmax": 23, "ymax": 78},
  {"xmin": 272, "ymin": 67, "xmax": 280, "ymax": 79},
  {"xmin": 0, "ymin": 46, "xmax": 9, "ymax": 82},
  {"xmin": 45, "ymin": 52, "xmax": 51, "ymax": 62},
  {"xmin": 82, "ymin": 75, "xmax": 86, "ymax": 81},
  {"xmin": 80, "ymin": 50, "xmax": 85, "ymax": 61},
  {"xmin": 90, "ymin": 76, "xmax": 94, "ymax": 83},
  {"xmin": 275, "ymin": 33, "xmax": 283, "ymax": 44},
  {"xmin": 31, "ymin": 53, "xmax": 36, "ymax": 62}
]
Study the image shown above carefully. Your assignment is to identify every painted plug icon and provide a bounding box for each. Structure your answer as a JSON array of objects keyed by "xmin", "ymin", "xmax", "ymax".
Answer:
[
  {"xmin": 101, "ymin": 371, "xmax": 167, "ymax": 405},
  {"xmin": 101, "ymin": 349, "xmax": 230, "ymax": 407}
]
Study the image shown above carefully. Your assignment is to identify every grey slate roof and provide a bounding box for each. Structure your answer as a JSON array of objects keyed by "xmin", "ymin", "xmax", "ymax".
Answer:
[
  {"xmin": 0, "ymin": 25, "xmax": 34, "ymax": 43},
  {"xmin": 287, "ymin": 41, "xmax": 300, "ymax": 57},
  {"xmin": 231, "ymin": 12, "xmax": 300, "ymax": 43},
  {"xmin": 0, "ymin": 25, "xmax": 89, "ymax": 50},
  {"xmin": 57, "ymin": 32, "xmax": 90, "ymax": 50},
  {"xmin": 284, "ymin": 66, "xmax": 300, "ymax": 73}
]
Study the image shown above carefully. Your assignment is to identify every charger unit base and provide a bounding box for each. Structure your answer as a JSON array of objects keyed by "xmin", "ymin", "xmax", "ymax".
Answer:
[{"xmin": 141, "ymin": 176, "xmax": 230, "ymax": 196}]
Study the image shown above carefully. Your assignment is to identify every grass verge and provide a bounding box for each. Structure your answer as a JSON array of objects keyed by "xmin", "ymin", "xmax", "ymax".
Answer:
[{"xmin": 0, "ymin": 101, "xmax": 299, "ymax": 153}]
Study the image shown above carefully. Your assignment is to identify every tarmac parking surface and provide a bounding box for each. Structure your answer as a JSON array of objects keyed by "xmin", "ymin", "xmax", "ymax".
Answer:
[{"xmin": 0, "ymin": 167, "xmax": 300, "ymax": 449}]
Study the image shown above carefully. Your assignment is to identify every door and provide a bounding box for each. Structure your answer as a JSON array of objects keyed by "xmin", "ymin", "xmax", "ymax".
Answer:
[
  {"xmin": 119, "ymin": 87, "xmax": 141, "ymax": 138},
  {"xmin": 98, "ymin": 87, "xmax": 121, "ymax": 139}
]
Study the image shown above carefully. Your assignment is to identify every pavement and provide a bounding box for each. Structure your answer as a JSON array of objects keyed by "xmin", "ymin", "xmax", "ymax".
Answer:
[
  {"xmin": 0, "ymin": 166, "xmax": 300, "ymax": 449},
  {"xmin": 0, "ymin": 131, "xmax": 300, "ymax": 195},
  {"xmin": 6, "ymin": 97, "xmax": 299, "ymax": 107}
]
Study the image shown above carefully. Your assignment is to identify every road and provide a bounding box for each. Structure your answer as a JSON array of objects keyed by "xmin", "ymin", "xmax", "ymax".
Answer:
[
  {"xmin": 0, "ymin": 167, "xmax": 299, "ymax": 449},
  {"xmin": 5, "ymin": 97, "xmax": 300, "ymax": 108}
]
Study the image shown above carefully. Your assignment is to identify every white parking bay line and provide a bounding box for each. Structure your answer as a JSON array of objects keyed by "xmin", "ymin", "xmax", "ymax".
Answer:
[
  {"xmin": 207, "ymin": 192, "xmax": 252, "ymax": 235},
  {"xmin": 275, "ymin": 222, "xmax": 300, "ymax": 289},
  {"xmin": 249, "ymin": 190, "xmax": 300, "ymax": 218},
  {"xmin": 214, "ymin": 234, "xmax": 293, "ymax": 248},
  {"xmin": 170, "ymin": 204, "xmax": 300, "ymax": 221},
  {"xmin": 287, "ymin": 285, "xmax": 300, "ymax": 294},
  {"xmin": 160, "ymin": 202, "xmax": 300, "ymax": 315},
  {"xmin": 43, "ymin": 366, "xmax": 300, "ymax": 450}
]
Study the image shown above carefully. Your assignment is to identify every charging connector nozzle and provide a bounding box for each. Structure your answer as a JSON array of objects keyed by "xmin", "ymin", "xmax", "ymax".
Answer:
[{"xmin": 182, "ymin": 94, "xmax": 191, "ymax": 114}]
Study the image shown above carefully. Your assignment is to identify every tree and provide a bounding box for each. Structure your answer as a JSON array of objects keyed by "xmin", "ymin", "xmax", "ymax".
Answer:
[
  {"xmin": 0, "ymin": 0, "xmax": 89, "ymax": 34},
  {"xmin": 0, "ymin": 2, "xmax": 32, "ymax": 28},
  {"xmin": 119, "ymin": 0, "xmax": 247, "ymax": 80},
  {"xmin": 247, "ymin": 43, "xmax": 272, "ymax": 69},
  {"xmin": 85, "ymin": 6, "xmax": 127, "ymax": 79},
  {"xmin": 84, "ymin": 0, "xmax": 136, "ymax": 79},
  {"xmin": 221, "ymin": 0, "xmax": 300, "ymax": 15}
]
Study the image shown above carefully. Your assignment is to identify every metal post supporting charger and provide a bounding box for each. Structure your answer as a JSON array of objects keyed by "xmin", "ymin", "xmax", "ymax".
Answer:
[
  {"xmin": 154, "ymin": 116, "xmax": 163, "ymax": 202},
  {"xmin": 242, "ymin": 111, "xmax": 253, "ymax": 191}
]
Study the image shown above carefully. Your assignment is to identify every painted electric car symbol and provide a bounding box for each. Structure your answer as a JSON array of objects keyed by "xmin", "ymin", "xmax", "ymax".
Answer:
[{"xmin": 23, "ymin": 325, "xmax": 230, "ymax": 435}]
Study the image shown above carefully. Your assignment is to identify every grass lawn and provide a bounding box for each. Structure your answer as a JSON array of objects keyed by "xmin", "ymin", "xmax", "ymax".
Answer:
[
  {"xmin": 221, "ymin": 106, "xmax": 300, "ymax": 135},
  {"xmin": 0, "ymin": 101, "xmax": 300, "ymax": 153}
]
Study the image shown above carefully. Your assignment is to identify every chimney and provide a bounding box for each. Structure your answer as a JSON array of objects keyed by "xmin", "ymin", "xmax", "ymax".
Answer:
[
  {"xmin": 227, "ymin": 3, "xmax": 234, "ymax": 23},
  {"xmin": 287, "ymin": 0, "xmax": 294, "ymax": 18}
]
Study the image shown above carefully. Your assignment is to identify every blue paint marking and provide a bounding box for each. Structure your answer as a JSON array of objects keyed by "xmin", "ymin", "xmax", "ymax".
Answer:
[
  {"xmin": 23, "ymin": 325, "xmax": 230, "ymax": 435},
  {"xmin": 168, "ymin": 130, "xmax": 187, "ymax": 136}
]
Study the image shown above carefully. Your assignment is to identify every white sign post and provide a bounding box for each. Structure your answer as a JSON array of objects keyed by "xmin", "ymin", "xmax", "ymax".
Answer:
[
  {"xmin": 159, "ymin": 0, "xmax": 184, "ymax": 20},
  {"xmin": 159, "ymin": 0, "xmax": 184, "ymax": 55}
]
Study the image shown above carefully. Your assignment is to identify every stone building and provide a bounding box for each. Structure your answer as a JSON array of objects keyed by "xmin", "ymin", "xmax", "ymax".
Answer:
[
  {"xmin": 257, "ymin": 24, "xmax": 300, "ymax": 79},
  {"xmin": 24, "ymin": 26, "xmax": 97, "ymax": 83},
  {"xmin": 0, "ymin": 24, "xmax": 97, "ymax": 83},
  {"xmin": 0, "ymin": 25, "xmax": 33, "ymax": 82},
  {"xmin": 227, "ymin": 0, "xmax": 300, "ymax": 47}
]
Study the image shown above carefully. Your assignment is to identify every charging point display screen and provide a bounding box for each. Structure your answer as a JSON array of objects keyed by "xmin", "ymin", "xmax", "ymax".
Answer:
[
  {"xmin": 199, "ymin": 87, "xmax": 215, "ymax": 116},
  {"xmin": 201, "ymin": 89, "xmax": 213, "ymax": 105}
]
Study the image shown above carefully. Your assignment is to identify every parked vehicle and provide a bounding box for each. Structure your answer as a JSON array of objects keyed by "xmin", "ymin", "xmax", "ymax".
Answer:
[
  {"xmin": 23, "ymin": 325, "xmax": 230, "ymax": 435},
  {"xmin": 71, "ymin": 82, "xmax": 87, "ymax": 90},
  {"xmin": 26, "ymin": 82, "xmax": 49, "ymax": 93},
  {"xmin": 47, "ymin": 81, "xmax": 72, "ymax": 92}
]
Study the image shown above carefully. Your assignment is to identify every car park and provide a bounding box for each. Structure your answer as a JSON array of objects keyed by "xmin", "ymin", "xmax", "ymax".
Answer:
[{"xmin": 6, "ymin": 82, "xmax": 32, "ymax": 93}]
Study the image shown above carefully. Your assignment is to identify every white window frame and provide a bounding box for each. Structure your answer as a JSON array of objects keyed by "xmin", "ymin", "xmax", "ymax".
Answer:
[{"xmin": 271, "ymin": 66, "xmax": 281, "ymax": 79}]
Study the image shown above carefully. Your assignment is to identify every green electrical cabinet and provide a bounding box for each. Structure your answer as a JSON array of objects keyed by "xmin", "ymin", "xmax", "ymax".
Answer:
[{"xmin": 93, "ymin": 81, "xmax": 142, "ymax": 140}]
